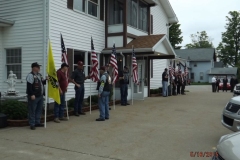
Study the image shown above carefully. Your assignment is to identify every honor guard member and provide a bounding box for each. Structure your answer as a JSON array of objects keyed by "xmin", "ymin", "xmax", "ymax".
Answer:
[
  {"xmin": 26, "ymin": 62, "xmax": 47, "ymax": 130},
  {"xmin": 71, "ymin": 61, "xmax": 90, "ymax": 116},
  {"xmin": 96, "ymin": 66, "xmax": 110, "ymax": 121},
  {"xmin": 162, "ymin": 68, "xmax": 168, "ymax": 97},
  {"xmin": 119, "ymin": 66, "xmax": 130, "ymax": 106}
]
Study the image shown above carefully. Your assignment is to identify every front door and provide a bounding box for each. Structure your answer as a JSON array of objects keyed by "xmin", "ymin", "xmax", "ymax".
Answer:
[{"xmin": 132, "ymin": 60, "xmax": 145, "ymax": 100}]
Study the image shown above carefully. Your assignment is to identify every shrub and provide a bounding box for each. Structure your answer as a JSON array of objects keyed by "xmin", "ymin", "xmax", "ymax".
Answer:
[
  {"xmin": 1, "ymin": 100, "xmax": 28, "ymax": 120},
  {"xmin": 87, "ymin": 95, "xmax": 98, "ymax": 104},
  {"xmin": 68, "ymin": 98, "xmax": 75, "ymax": 108}
]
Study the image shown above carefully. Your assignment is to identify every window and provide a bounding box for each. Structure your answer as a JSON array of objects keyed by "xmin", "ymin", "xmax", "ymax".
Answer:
[
  {"xmin": 191, "ymin": 73, "xmax": 194, "ymax": 79},
  {"xmin": 127, "ymin": 0, "xmax": 149, "ymax": 32},
  {"xmin": 88, "ymin": 0, "xmax": 98, "ymax": 17},
  {"xmin": 138, "ymin": 1, "xmax": 147, "ymax": 31},
  {"xmin": 200, "ymin": 72, "xmax": 203, "ymax": 80},
  {"xmin": 108, "ymin": 0, "xmax": 123, "ymax": 25},
  {"xmin": 73, "ymin": 50, "xmax": 85, "ymax": 71},
  {"xmin": 74, "ymin": 0, "xmax": 86, "ymax": 12},
  {"xmin": 73, "ymin": 0, "xmax": 99, "ymax": 17},
  {"xmin": 6, "ymin": 48, "xmax": 22, "ymax": 79},
  {"xmin": 128, "ymin": 0, "xmax": 138, "ymax": 28},
  {"xmin": 194, "ymin": 63, "xmax": 197, "ymax": 67}
]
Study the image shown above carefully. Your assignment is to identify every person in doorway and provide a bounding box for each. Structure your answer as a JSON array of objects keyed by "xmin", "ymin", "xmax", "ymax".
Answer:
[
  {"xmin": 26, "ymin": 62, "xmax": 47, "ymax": 130},
  {"xmin": 119, "ymin": 66, "xmax": 130, "ymax": 106},
  {"xmin": 215, "ymin": 76, "xmax": 220, "ymax": 92},
  {"xmin": 54, "ymin": 63, "xmax": 69, "ymax": 123},
  {"xmin": 71, "ymin": 61, "xmax": 90, "ymax": 116},
  {"xmin": 211, "ymin": 75, "xmax": 216, "ymax": 92},
  {"xmin": 96, "ymin": 66, "xmax": 110, "ymax": 121},
  {"xmin": 222, "ymin": 76, "xmax": 228, "ymax": 92},
  {"xmin": 162, "ymin": 68, "xmax": 168, "ymax": 97},
  {"xmin": 230, "ymin": 76, "xmax": 234, "ymax": 92}
]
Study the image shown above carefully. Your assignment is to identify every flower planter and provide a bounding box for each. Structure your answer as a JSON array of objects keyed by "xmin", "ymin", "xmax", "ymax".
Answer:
[{"xmin": 7, "ymin": 100, "xmax": 121, "ymax": 127}]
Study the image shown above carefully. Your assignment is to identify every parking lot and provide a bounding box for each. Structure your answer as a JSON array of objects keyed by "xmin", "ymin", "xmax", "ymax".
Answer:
[{"xmin": 0, "ymin": 85, "xmax": 234, "ymax": 160}]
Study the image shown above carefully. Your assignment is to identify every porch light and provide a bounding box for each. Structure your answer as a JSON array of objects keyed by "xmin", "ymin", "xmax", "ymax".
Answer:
[{"xmin": 158, "ymin": 54, "xmax": 160, "ymax": 55}]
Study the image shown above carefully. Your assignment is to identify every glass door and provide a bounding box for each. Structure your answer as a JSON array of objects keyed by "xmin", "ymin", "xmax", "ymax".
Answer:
[{"xmin": 132, "ymin": 60, "xmax": 145, "ymax": 100}]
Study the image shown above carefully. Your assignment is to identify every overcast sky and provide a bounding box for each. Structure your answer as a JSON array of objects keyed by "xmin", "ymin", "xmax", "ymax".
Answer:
[{"xmin": 168, "ymin": 0, "xmax": 240, "ymax": 48}]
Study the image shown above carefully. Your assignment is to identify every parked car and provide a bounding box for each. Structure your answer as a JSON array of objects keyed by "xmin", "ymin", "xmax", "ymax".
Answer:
[
  {"xmin": 233, "ymin": 83, "xmax": 240, "ymax": 96},
  {"xmin": 222, "ymin": 96, "xmax": 240, "ymax": 132},
  {"xmin": 212, "ymin": 132, "xmax": 240, "ymax": 160},
  {"xmin": 219, "ymin": 82, "xmax": 231, "ymax": 90}
]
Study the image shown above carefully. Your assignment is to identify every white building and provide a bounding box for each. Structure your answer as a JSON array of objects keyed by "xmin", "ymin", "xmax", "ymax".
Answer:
[{"xmin": 0, "ymin": 0, "xmax": 178, "ymax": 103}]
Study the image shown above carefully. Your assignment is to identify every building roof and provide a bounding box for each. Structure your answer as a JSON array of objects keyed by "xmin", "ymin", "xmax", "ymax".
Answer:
[
  {"xmin": 214, "ymin": 62, "xmax": 225, "ymax": 68},
  {"xmin": 208, "ymin": 67, "xmax": 238, "ymax": 75},
  {"xmin": 175, "ymin": 48, "xmax": 216, "ymax": 61},
  {"xmin": 126, "ymin": 34, "xmax": 165, "ymax": 49}
]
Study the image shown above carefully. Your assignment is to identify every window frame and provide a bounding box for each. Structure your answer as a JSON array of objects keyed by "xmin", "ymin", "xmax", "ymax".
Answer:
[
  {"xmin": 200, "ymin": 72, "xmax": 204, "ymax": 80},
  {"xmin": 73, "ymin": 0, "xmax": 100, "ymax": 19},
  {"xmin": 5, "ymin": 48, "xmax": 22, "ymax": 80}
]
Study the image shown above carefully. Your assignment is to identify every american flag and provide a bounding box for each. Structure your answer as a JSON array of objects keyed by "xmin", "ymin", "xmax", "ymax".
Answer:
[
  {"xmin": 132, "ymin": 47, "xmax": 138, "ymax": 84},
  {"xmin": 61, "ymin": 34, "xmax": 69, "ymax": 82},
  {"xmin": 89, "ymin": 37, "xmax": 99, "ymax": 82},
  {"xmin": 110, "ymin": 44, "xmax": 118, "ymax": 84},
  {"xmin": 184, "ymin": 62, "xmax": 189, "ymax": 75},
  {"xmin": 172, "ymin": 60, "xmax": 175, "ymax": 76},
  {"xmin": 168, "ymin": 62, "xmax": 172, "ymax": 78}
]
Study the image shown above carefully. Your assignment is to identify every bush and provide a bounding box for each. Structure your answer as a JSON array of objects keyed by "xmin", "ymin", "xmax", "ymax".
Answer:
[
  {"xmin": 1, "ymin": 100, "xmax": 28, "ymax": 120},
  {"xmin": 68, "ymin": 98, "xmax": 75, "ymax": 108},
  {"xmin": 150, "ymin": 88, "xmax": 160, "ymax": 94},
  {"xmin": 87, "ymin": 95, "xmax": 98, "ymax": 104}
]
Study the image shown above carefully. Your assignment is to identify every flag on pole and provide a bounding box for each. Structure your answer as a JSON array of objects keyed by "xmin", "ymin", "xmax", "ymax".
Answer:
[
  {"xmin": 89, "ymin": 37, "xmax": 99, "ymax": 82},
  {"xmin": 47, "ymin": 40, "xmax": 61, "ymax": 104},
  {"xmin": 168, "ymin": 62, "xmax": 172, "ymax": 78},
  {"xmin": 178, "ymin": 63, "xmax": 181, "ymax": 73},
  {"xmin": 132, "ymin": 47, "xmax": 138, "ymax": 84},
  {"xmin": 184, "ymin": 62, "xmax": 188, "ymax": 75},
  {"xmin": 172, "ymin": 60, "xmax": 175, "ymax": 75},
  {"xmin": 110, "ymin": 43, "xmax": 118, "ymax": 84},
  {"xmin": 61, "ymin": 34, "xmax": 69, "ymax": 83}
]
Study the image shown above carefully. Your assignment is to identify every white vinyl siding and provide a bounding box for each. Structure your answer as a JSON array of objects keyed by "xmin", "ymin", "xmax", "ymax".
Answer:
[
  {"xmin": 150, "ymin": 59, "xmax": 167, "ymax": 89},
  {"xmin": 149, "ymin": 1, "xmax": 170, "ymax": 90},
  {"xmin": 0, "ymin": 28, "xmax": 3, "ymax": 91},
  {"xmin": 0, "ymin": 0, "xmax": 46, "ymax": 95},
  {"xmin": 150, "ymin": 0, "xmax": 168, "ymax": 35},
  {"xmin": 49, "ymin": 0, "xmax": 105, "ymax": 100}
]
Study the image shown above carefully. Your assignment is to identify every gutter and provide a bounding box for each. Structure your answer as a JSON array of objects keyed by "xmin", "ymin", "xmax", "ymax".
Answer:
[{"xmin": 101, "ymin": 48, "xmax": 153, "ymax": 54}]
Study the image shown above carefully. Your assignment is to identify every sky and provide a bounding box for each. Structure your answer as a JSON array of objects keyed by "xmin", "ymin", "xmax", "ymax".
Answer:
[{"xmin": 168, "ymin": 0, "xmax": 240, "ymax": 48}]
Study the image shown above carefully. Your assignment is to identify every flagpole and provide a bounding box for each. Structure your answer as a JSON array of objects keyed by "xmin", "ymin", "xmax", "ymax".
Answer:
[
  {"xmin": 66, "ymin": 99, "xmax": 69, "ymax": 120},
  {"xmin": 113, "ymin": 72, "xmax": 116, "ymax": 110},
  {"xmin": 131, "ymin": 45, "xmax": 134, "ymax": 105},
  {"xmin": 44, "ymin": 39, "xmax": 49, "ymax": 129},
  {"xmin": 90, "ymin": 79, "xmax": 92, "ymax": 114}
]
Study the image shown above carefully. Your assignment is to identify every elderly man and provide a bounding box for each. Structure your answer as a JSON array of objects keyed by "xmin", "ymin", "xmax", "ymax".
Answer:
[
  {"xmin": 212, "ymin": 76, "xmax": 216, "ymax": 92},
  {"xmin": 96, "ymin": 66, "xmax": 111, "ymax": 121},
  {"xmin": 26, "ymin": 62, "xmax": 47, "ymax": 130},
  {"xmin": 71, "ymin": 61, "xmax": 89, "ymax": 116}
]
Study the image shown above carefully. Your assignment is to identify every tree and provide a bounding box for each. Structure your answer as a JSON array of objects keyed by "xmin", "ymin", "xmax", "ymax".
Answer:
[
  {"xmin": 217, "ymin": 11, "xmax": 240, "ymax": 67},
  {"xmin": 169, "ymin": 23, "xmax": 183, "ymax": 49},
  {"xmin": 185, "ymin": 31, "xmax": 214, "ymax": 48}
]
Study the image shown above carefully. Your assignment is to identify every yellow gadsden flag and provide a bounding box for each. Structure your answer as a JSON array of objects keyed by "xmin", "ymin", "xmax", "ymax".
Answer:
[{"xmin": 47, "ymin": 40, "xmax": 61, "ymax": 104}]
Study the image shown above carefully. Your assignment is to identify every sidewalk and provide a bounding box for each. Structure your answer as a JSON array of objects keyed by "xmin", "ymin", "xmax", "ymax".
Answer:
[{"xmin": 0, "ymin": 85, "xmax": 233, "ymax": 160}]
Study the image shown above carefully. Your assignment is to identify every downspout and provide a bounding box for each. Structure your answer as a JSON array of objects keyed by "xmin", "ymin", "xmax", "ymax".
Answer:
[{"xmin": 167, "ymin": 24, "xmax": 172, "ymax": 39}]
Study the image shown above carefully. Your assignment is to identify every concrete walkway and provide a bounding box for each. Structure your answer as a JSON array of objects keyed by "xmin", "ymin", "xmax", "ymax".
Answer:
[{"xmin": 0, "ymin": 85, "xmax": 233, "ymax": 160}]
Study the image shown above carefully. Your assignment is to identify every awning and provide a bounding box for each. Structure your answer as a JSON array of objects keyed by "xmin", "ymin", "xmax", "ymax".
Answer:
[
  {"xmin": 102, "ymin": 34, "xmax": 176, "ymax": 59},
  {"xmin": 0, "ymin": 18, "xmax": 15, "ymax": 27}
]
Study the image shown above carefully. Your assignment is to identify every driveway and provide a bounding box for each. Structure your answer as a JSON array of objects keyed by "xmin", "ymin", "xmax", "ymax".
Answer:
[{"xmin": 0, "ymin": 85, "xmax": 233, "ymax": 160}]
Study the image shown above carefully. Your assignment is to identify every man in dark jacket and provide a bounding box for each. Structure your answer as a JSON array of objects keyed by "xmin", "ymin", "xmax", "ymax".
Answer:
[
  {"xmin": 223, "ymin": 76, "xmax": 228, "ymax": 92},
  {"xmin": 230, "ymin": 76, "xmax": 234, "ymax": 92},
  {"xmin": 26, "ymin": 62, "xmax": 47, "ymax": 130},
  {"xmin": 119, "ymin": 66, "xmax": 129, "ymax": 106}
]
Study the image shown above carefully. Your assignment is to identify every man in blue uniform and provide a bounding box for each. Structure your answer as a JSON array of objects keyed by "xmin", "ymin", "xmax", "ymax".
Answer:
[
  {"xmin": 96, "ymin": 66, "xmax": 110, "ymax": 121},
  {"xmin": 71, "ymin": 61, "xmax": 89, "ymax": 116}
]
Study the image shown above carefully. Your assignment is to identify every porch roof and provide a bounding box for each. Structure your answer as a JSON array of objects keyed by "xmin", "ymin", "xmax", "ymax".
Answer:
[
  {"xmin": 102, "ymin": 34, "xmax": 176, "ymax": 59},
  {"xmin": 0, "ymin": 18, "xmax": 14, "ymax": 27}
]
